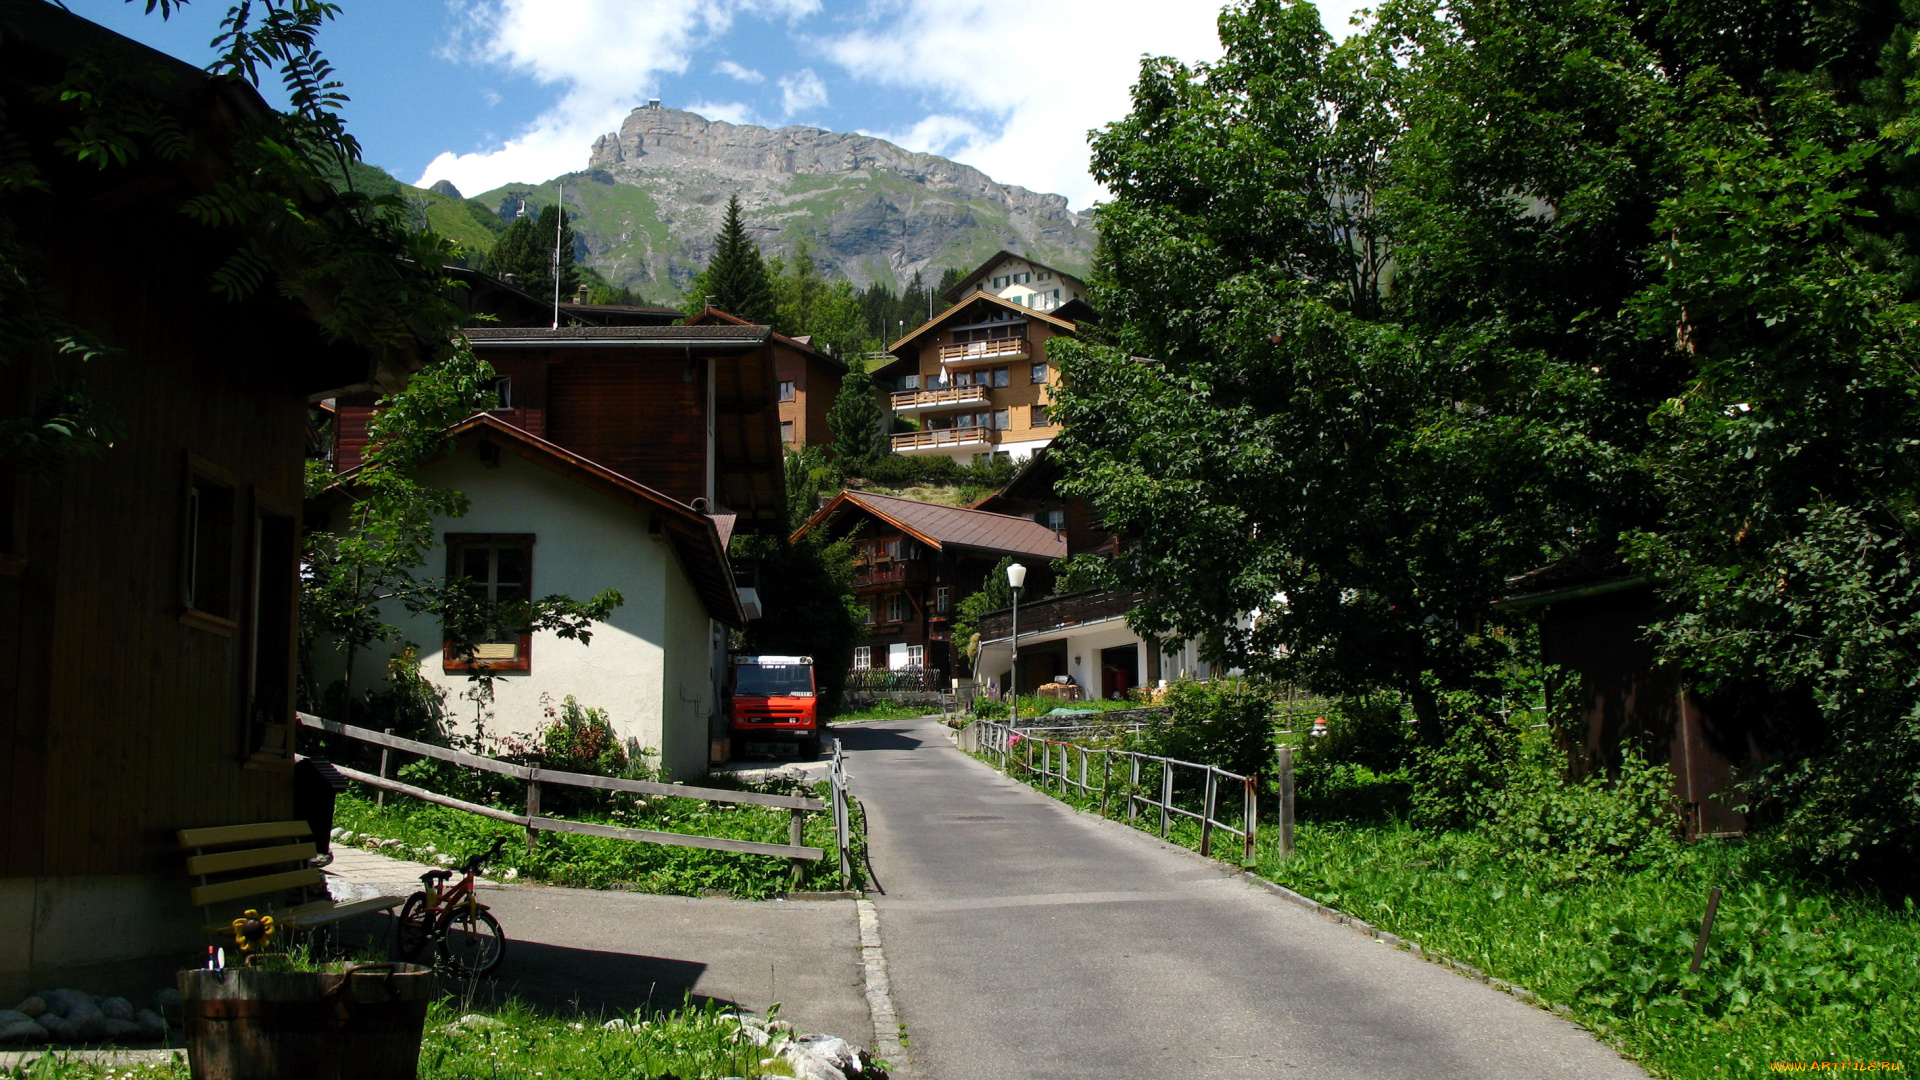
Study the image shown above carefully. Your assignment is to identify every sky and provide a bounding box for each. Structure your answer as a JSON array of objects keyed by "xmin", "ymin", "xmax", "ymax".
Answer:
[{"xmin": 70, "ymin": 0, "xmax": 1370, "ymax": 211}]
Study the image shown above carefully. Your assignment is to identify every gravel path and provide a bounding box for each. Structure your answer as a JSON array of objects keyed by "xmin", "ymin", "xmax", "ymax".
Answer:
[{"xmin": 840, "ymin": 715, "xmax": 1650, "ymax": 1080}]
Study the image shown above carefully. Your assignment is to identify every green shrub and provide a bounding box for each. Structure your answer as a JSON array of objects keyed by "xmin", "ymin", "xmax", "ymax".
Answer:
[
  {"xmin": 1486, "ymin": 739, "xmax": 1682, "ymax": 877},
  {"xmin": 1408, "ymin": 711, "xmax": 1518, "ymax": 829},
  {"xmin": 1138, "ymin": 677, "xmax": 1276, "ymax": 777}
]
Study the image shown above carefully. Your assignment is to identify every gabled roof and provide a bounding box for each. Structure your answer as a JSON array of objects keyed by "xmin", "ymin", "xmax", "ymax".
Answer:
[
  {"xmin": 464, "ymin": 325, "xmax": 769, "ymax": 347},
  {"xmin": 972, "ymin": 446, "xmax": 1061, "ymax": 511},
  {"xmin": 886, "ymin": 291, "xmax": 1078, "ymax": 354},
  {"xmin": 332, "ymin": 413, "xmax": 746, "ymax": 627},
  {"xmin": 685, "ymin": 307, "xmax": 846, "ymax": 371},
  {"xmin": 941, "ymin": 250, "xmax": 1089, "ymax": 303},
  {"xmin": 793, "ymin": 490, "xmax": 1065, "ymax": 561}
]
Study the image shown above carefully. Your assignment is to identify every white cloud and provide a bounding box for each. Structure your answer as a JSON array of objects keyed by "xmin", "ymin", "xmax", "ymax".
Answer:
[
  {"xmin": 714, "ymin": 59, "xmax": 765, "ymax": 83},
  {"xmin": 417, "ymin": 0, "xmax": 818, "ymax": 193},
  {"xmin": 860, "ymin": 114, "xmax": 985, "ymax": 158},
  {"xmin": 825, "ymin": 0, "xmax": 1367, "ymax": 209},
  {"xmin": 778, "ymin": 68, "xmax": 828, "ymax": 117},
  {"xmin": 685, "ymin": 99, "xmax": 758, "ymax": 126}
]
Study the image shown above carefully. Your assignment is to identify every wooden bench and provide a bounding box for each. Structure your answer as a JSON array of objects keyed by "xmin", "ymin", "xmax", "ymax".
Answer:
[{"xmin": 180, "ymin": 820, "xmax": 405, "ymax": 938}]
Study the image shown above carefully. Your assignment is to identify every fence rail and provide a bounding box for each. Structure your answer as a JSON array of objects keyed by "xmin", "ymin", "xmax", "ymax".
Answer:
[
  {"xmin": 298, "ymin": 713, "xmax": 853, "ymax": 885},
  {"xmin": 968, "ymin": 719, "xmax": 1259, "ymax": 864}
]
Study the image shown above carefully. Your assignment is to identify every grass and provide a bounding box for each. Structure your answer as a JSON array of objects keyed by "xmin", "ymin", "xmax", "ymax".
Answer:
[
  {"xmin": 972, "ymin": 694, "xmax": 1156, "ymax": 720},
  {"xmin": 829, "ymin": 702, "xmax": 940, "ymax": 722},
  {"xmin": 974, "ymin": 744, "xmax": 1920, "ymax": 1080},
  {"xmin": 333, "ymin": 783, "xmax": 862, "ymax": 899},
  {"xmin": 1, "ymin": 998, "xmax": 843, "ymax": 1080}
]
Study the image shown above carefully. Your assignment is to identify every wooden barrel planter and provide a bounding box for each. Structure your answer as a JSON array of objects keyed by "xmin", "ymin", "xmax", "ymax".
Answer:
[{"xmin": 176, "ymin": 962, "xmax": 434, "ymax": 1080}]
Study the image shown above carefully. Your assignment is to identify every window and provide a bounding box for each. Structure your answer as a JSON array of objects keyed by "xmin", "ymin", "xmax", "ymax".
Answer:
[
  {"xmin": 993, "ymin": 275, "xmax": 1007, "ymax": 288},
  {"xmin": 245, "ymin": 498, "xmax": 298, "ymax": 765},
  {"xmin": 901, "ymin": 374, "xmax": 920, "ymax": 390},
  {"xmin": 885, "ymin": 593, "xmax": 903, "ymax": 623},
  {"xmin": 778, "ymin": 380, "xmax": 796, "ymax": 402},
  {"xmin": 863, "ymin": 597, "xmax": 878, "ymax": 625},
  {"xmin": 1046, "ymin": 508, "xmax": 1067, "ymax": 532},
  {"xmin": 1032, "ymin": 405, "xmax": 1051, "ymax": 427},
  {"xmin": 992, "ymin": 367, "xmax": 1010, "ymax": 388},
  {"xmin": 182, "ymin": 457, "xmax": 238, "ymax": 633},
  {"xmin": 994, "ymin": 409, "xmax": 1010, "ymax": 431},
  {"xmin": 780, "ymin": 421, "xmax": 795, "ymax": 444},
  {"xmin": 444, "ymin": 534, "xmax": 534, "ymax": 671},
  {"xmin": 854, "ymin": 646, "xmax": 871, "ymax": 670},
  {"xmin": 489, "ymin": 377, "xmax": 513, "ymax": 409},
  {"xmin": 1031, "ymin": 362, "xmax": 1049, "ymax": 384},
  {"xmin": 935, "ymin": 586, "xmax": 950, "ymax": 613},
  {"xmin": 953, "ymin": 370, "xmax": 973, "ymax": 387},
  {"xmin": 906, "ymin": 645, "xmax": 925, "ymax": 668},
  {"xmin": 1038, "ymin": 271, "xmax": 1052, "ymax": 282}
]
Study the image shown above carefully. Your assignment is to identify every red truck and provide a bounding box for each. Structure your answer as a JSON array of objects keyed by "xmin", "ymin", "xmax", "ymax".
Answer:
[{"xmin": 727, "ymin": 655, "xmax": 821, "ymax": 760}]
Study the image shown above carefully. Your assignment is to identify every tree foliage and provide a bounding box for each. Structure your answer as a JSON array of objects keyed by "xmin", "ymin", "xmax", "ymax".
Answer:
[
  {"xmin": 485, "ymin": 204, "xmax": 579, "ymax": 304},
  {"xmin": 1056, "ymin": 0, "xmax": 1920, "ymax": 872},
  {"xmin": 827, "ymin": 358, "xmax": 884, "ymax": 468},
  {"xmin": 685, "ymin": 194, "xmax": 776, "ymax": 324}
]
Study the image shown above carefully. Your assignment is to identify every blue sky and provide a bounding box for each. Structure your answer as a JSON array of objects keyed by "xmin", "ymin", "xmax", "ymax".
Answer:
[{"xmin": 69, "ymin": 0, "xmax": 1366, "ymax": 210}]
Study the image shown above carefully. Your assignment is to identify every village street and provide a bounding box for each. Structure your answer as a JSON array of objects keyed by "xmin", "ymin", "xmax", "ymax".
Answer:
[{"xmin": 839, "ymin": 716, "xmax": 1650, "ymax": 1080}]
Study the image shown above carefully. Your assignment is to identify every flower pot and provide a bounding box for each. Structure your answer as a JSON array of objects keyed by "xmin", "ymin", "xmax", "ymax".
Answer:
[{"xmin": 177, "ymin": 962, "xmax": 433, "ymax": 1080}]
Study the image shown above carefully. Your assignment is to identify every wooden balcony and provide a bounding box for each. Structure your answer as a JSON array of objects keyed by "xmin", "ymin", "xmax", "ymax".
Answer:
[
  {"xmin": 892, "ymin": 426, "xmax": 995, "ymax": 454},
  {"xmin": 852, "ymin": 559, "xmax": 926, "ymax": 588},
  {"xmin": 937, "ymin": 337, "xmax": 1029, "ymax": 364},
  {"xmin": 891, "ymin": 385, "xmax": 992, "ymax": 413}
]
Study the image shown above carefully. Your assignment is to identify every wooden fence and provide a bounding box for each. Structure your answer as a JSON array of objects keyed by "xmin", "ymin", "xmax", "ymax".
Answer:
[
  {"xmin": 968, "ymin": 719, "xmax": 1271, "ymax": 865},
  {"xmin": 297, "ymin": 713, "xmax": 853, "ymax": 887}
]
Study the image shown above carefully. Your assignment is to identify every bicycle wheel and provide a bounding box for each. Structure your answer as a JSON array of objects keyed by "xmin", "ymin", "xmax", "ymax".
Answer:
[
  {"xmin": 394, "ymin": 893, "xmax": 434, "ymax": 961},
  {"xmin": 438, "ymin": 908, "xmax": 506, "ymax": 977}
]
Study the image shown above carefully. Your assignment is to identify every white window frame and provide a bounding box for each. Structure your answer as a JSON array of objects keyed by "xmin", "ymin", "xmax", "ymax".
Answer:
[
  {"xmin": 854, "ymin": 646, "xmax": 871, "ymax": 670},
  {"xmin": 885, "ymin": 593, "xmax": 903, "ymax": 623},
  {"xmin": 778, "ymin": 380, "xmax": 796, "ymax": 402},
  {"xmin": 906, "ymin": 645, "xmax": 925, "ymax": 668}
]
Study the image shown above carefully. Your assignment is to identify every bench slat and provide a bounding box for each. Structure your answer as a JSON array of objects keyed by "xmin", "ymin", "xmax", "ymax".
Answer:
[
  {"xmin": 189, "ymin": 867, "xmax": 323, "ymax": 908},
  {"xmin": 185, "ymin": 843, "xmax": 316, "ymax": 877},
  {"xmin": 281, "ymin": 895, "xmax": 405, "ymax": 929},
  {"xmin": 179, "ymin": 821, "xmax": 312, "ymax": 848}
]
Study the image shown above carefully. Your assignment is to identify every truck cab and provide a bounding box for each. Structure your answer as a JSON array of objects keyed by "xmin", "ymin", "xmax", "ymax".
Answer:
[{"xmin": 727, "ymin": 655, "xmax": 820, "ymax": 760}]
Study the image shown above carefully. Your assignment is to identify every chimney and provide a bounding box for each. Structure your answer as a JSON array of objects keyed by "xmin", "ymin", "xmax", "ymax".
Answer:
[{"xmin": 574, "ymin": 286, "xmax": 589, "ymax": 304}]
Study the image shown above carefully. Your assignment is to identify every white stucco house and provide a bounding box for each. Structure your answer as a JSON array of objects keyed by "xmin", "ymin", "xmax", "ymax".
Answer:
[{"xmin": 320, "ymin": 414, "xmax": 745, "ymax": 779}]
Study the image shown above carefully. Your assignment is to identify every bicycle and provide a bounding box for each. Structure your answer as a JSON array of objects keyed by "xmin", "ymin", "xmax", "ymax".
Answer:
[{"xmin": 393, "ymin": 835, "xmax": 508, "ymax": 977}]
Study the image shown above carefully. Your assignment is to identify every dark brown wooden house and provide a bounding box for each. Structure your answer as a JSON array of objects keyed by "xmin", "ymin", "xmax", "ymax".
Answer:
[
  {"xmin": 1, "ymin": 3, "xmax": 411, "ymax": 998},
  {"xmin": 791, "ymin": 490, "xmax": 1064, "ymax": 683},
  {"xmin": 684, "ymin": 307, "xmax": 844, "ymax": 451}
]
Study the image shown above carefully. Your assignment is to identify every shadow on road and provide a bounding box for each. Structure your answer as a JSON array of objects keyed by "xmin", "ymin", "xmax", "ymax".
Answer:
[{"xmin": 831, "ymin": 722, "xmax": 934, "ymax": 751}]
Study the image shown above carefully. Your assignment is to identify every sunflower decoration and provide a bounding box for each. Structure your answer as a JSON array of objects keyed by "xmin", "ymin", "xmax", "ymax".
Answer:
[{"xmin": 230, "ymin": 909, "xmax": 276, "ymax": 952}]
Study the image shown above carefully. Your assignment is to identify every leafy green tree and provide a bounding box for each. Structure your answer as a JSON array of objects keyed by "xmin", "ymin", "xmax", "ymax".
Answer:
[
  {"xmin": 827, "ymin": 358, "xmax": 884, "ymax": 468},
  {"xmin": 769, "ymin": 241, "xmax": 876, "ymax": 358},
  {"xmin": 952, "ymin": 556, "xmax": 1016, "ymax": 673},
  {"xmin": 1056, "ymin": 0, "xmax": 1920, "ymax": 870},
  {"xmin": 685, "ymin": 194, "xmax": 776, "ymax": 324}
]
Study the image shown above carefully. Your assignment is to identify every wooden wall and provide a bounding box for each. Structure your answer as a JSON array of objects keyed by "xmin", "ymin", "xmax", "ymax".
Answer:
[
  {"xmin": 547, "ymin": 350, "xmax": 709, "ymax": 505},
  {"xmin": 1, "ymin": 200, "xmax": 313, "ymax": 880}
]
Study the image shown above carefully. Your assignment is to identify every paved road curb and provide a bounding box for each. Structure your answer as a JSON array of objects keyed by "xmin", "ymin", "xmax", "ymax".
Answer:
[{"xmin": 856, "ymin": 897, "xmax": 912, "ymax": 1075}]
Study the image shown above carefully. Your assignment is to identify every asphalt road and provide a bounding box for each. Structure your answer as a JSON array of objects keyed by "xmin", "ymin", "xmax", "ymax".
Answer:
[{"xmin": 840, "ymin": 715, "xmax": 1650, "ymax": 1080}]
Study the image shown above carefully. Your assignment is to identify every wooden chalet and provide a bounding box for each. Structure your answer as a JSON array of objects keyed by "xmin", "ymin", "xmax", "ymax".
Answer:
[
  {"xmin": 792, "ymin": 491, "xmax": 1064, "ymax": 683},
  {"xmin": 869, "ymin": 290, "xmax": 1080, "ymax": 464},
  {"xmin": 940, "ymin": 250, "xmax": 1092, "ymax": 315},
  {"xmin": 685, "ymin": 307, "xmax": 845, "ymax": 450},
  {"xmin": 334, "ymin": 324, "xmax": 786, "ymax": 533},
  {"xmin": 1, "ymin": 3, "xmax": 421, "ymax": 997}
]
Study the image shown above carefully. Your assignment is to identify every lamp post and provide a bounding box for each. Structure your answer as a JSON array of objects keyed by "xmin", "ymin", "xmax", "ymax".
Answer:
[{"xmin": 1006, "ymin": 562, "xmax": 1027, "ymax": 727}]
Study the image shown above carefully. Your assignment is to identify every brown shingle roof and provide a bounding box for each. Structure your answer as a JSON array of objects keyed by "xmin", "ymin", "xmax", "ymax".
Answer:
[{"xmin": 795, "ymin": 490, "xmax": 1065, "ymax": 560}]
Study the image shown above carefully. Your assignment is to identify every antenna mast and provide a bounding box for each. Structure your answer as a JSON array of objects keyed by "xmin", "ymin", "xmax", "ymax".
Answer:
[{"xmin": 551, "ymin": 183, "xmax": 564, "ymax": 330}]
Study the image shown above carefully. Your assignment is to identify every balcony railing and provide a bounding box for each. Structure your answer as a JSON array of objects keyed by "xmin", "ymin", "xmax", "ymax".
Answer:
[
  {"xmin": 852, "ymin": 560, "xmax": 922, "ymax": 587},
  {"xmin": 890, "ymin": 385, "xmax": 991, "ymax": 413},
  {"xmin": 937, "ymin": 337, "xmax": 1029, "ymax": 364},
  {"xmin": 893, "ymin": 426, "xmax": 994, "ymax": 453}
]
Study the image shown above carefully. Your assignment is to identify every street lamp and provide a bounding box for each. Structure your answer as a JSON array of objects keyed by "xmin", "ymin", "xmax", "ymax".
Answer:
[{"xmin": 1006, "ymin": 562, "xmax": 1027, "ymax": 727}]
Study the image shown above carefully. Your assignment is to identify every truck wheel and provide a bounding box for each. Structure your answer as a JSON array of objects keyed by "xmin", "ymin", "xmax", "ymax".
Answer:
[
  {"xmin": 800, "ymin": 736, "xmax": 822, "ymax": 759},
  {"xmin": 730, "ymin": 736, "xmax": 745, "ymax": 762}
]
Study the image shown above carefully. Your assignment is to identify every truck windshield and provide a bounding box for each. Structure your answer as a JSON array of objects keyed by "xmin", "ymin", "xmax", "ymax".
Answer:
[{"xmin": 733, "ymin": 664, "xmax": 813, "ymax": 697}]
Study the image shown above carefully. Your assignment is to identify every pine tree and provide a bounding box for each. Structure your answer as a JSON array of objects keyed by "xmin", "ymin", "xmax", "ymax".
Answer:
[
  {"xmin": 698, "ymin": 194, "xmax": 777, "ymax": 324},
  {"xmin": 828, "ymin": 359, "xmax": 884, "ymax": 468},
  {"xmin": 485, "ymin": 203, "xmax": 578, "ymax": 302}
]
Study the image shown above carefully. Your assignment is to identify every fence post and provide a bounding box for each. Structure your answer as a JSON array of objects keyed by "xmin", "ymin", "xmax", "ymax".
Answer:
[
  {"xmin": 1200, "ymin": 769, "xmax": 1217, "ymax": 858},
  {"xmin": 1276, "ymin": 744, "xmax": 1295, "ymax": 860},
  {"xmin": 524, "ymin": 776, "xmax": 541, "ymax": 857},
  {"xmin": 1243, "ymin": 775, "xmax": 1257, "ymax": 867},
  {"xmin": 832, "ymin": 739, "xmax": 851, "ymax": 889},
  {"xmin": 789, "ymin": 808, "xmax": 806, "ymax": 890},
  {"xmin": 1129, "ymin": 755, "xmax": 1141, "ymax": 823},
  {"xmin": 1100, "ymin": 752, "xmax": 1112, "ymax": 817},
  {"xmin": 1079, "ymin": 747, "xmax": 1089, "ymax": 793},
  {"xmin": 1159, "ymin": 762, "xmax": 1172, "ymax": 838},
  {"xmin": 375, "ymin": 727, "xmax": 393, "ymax": 809}
]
